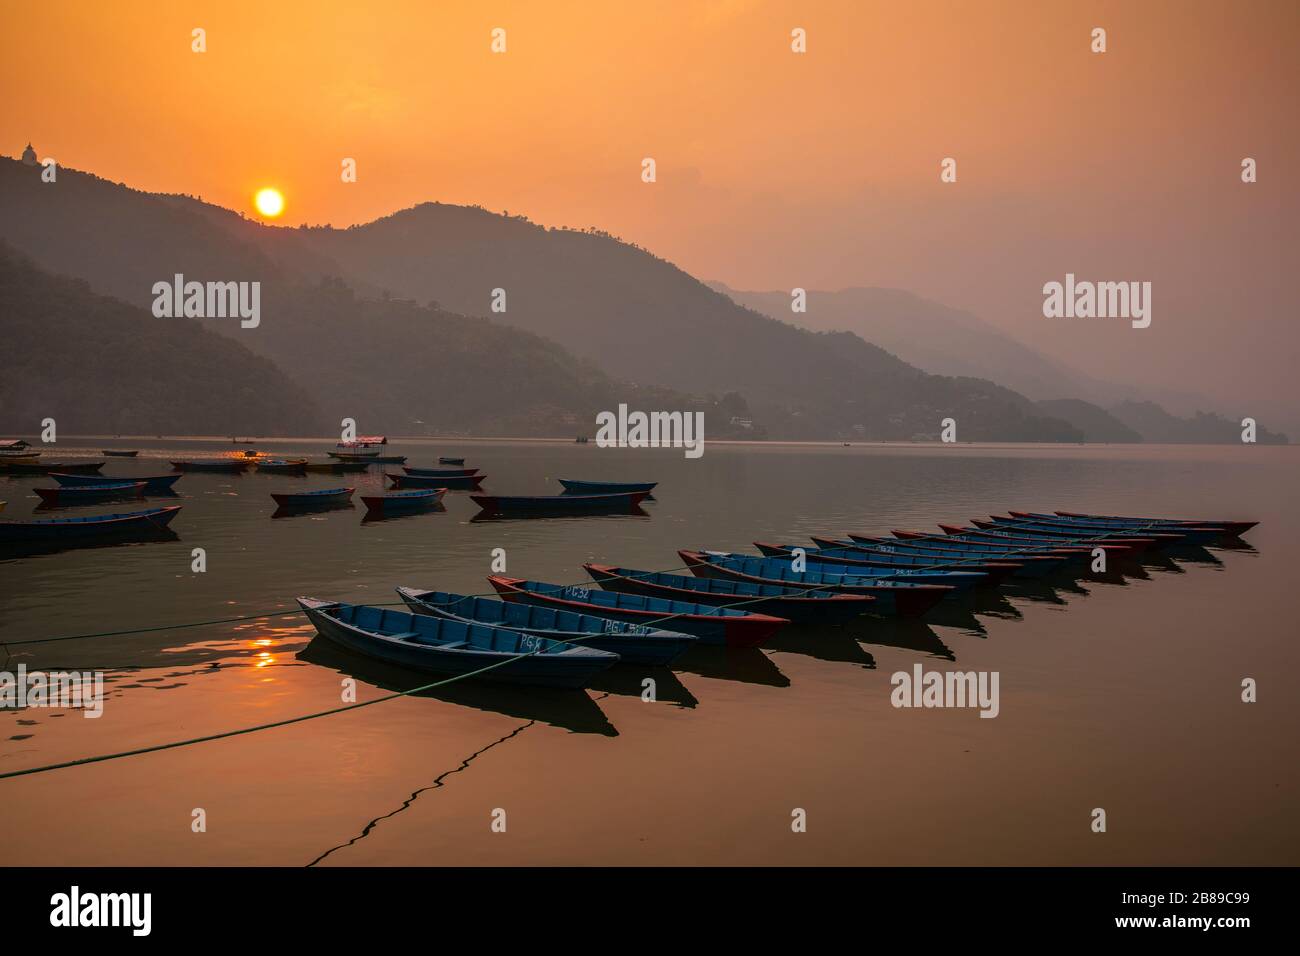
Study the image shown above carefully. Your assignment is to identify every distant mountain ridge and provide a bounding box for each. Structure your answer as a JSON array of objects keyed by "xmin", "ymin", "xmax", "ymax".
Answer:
[{"xmin": 0, "ymin": 156, "xmax": 1284, "ymax": 443}]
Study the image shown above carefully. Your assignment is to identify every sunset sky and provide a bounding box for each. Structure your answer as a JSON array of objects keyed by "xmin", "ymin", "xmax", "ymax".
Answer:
[{"xmin": 3, "ymin": 0, "xmax": 1297, "ymax": 429}]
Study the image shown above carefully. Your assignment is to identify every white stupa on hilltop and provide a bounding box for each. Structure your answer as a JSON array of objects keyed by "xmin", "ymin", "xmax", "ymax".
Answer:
[{"xmin": 21, "ymin": 143, "xmax": 38, "ymax": 165}]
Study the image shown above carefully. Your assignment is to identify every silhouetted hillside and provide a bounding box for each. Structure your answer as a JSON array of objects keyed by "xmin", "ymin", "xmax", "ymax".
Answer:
[
  {"xmin": 0, "ymin": 244, "xmax": 322, "ymax": 435},
  {"xmin": 0, "ymin": 160, "xmax": 1127, "ymax": 440},
  {"xmin": 1110, "ymin": 401, "xmax": 1288, "ymax": 445},
  {"xmin": 1035, "ymin": 399, "xmax": 1144, "ymax": 443}
]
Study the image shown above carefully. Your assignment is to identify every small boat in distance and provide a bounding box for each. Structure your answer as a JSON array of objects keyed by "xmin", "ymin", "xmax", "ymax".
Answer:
[
  {"xmin": 387, "ymin": 472, "xmax": 484, "ymax": 490},
  {"xmin": 558, "ymin": 479, "xmax": 657, "ymax": 495},
  {"xmin": 305, "ymin": 460, "xmax": 370, "ymax": 473},
  {"xmin": 270, "ymin": 487, "xmax": 354, "ymax": 508},
  {"xmin": 438, "ymin": 457, "xmax": 465, "ymax": 465},
  {"xmin": 256, "ymin": 458, "xmax": 309, "ymax": 474},
  {"xmin": 52, "ymin": 472, "xmax": 182, "ymax": 493},
  {"xmin": 327, "ymin": 449, "xmax": 380, "ymax": 459},
  {"xmin": 471, "ymin": 491, "xmax": 649, "ymax": 516},
  {"xmin": 101, "ymin": 450, "xmax": 140, "ymax": 457},
  {"xmin": 402, "ymin": 466, "xmax": 478, "ymax": 478},
  {"xmin": 0, "ymin": 505, "xmax": 181, "ymax": 542},
  {"xmin": 171, "ymin": 459, "xmax": 250, "ymax": 473},
  {"xmin": 297, "ymin": 598, "xmax": 618, "ymax": 688},
  {"xmin": 35, "ymin": 481, "xmax": 147, "ymax": 506}
]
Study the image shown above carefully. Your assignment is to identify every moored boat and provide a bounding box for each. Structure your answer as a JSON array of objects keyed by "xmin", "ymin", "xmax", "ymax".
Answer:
[
  {"xmin": 487, "ymin": 576, "xmax": 787, "ymax": 647},
  {"xmin": 402, "ymin": 466, "xmax": 479, "ymax": 478},
  {"xmin": 326, "ymin": 449, "xmax": 380, "ymax": 459},
  {"xmin": 35, "ymin": 481, "xmax": 147, "ymax": 506},
  {"xmin": 297, "ymin": 598, "xmax": 618, "ymax": 688},
  {"xmin": 1052, "ymin": 510, "xmax": 1258, "ymax": 538},
  {"xmin": 52, "ymin": 472, "xmax": 182, "ymax": 494},
  {"xmin": 270, "ymin": 487, "xmax": 354, "ymax": 507},
  {"xmin": 677, "ymin": 550, "xmax": 955, "ymax": 618},
  {"xmin": 558, "ymin": 479, "xmax": 658, "ymax": 495},
  {"xmin": 822, "ymin": 534, "xmax": 1066, "ymax": 577},
  {"xmin": 361, "ymin": 489, "xmax": 446, "ymax": 515},
  {"xmin": 472, "ymin": 491, "xmax": 649, "ymax": 516},
  {"xmin": 387, "ymin": 472, "xmax": 484, "ymax": 490},
  {"xmin": 438, "ymin": 457, "xmax": 465, "ymax": 465},
  {"xmin": 583, "ymin": 563, "xmax": 873, "ymax": 624},
  {"xmin": 0, "ymin": 505, "xmax": 181, "ymax": 542},
  {"xmin": 101, "ymin": 450, "xmax": 140, "ymax": 457},
  {"xmin": 305, "ymin": 460, "xmax": 371, "ymax": 473},
  {"xmin": 1008, "ymin": 511, "xmax": 1229, "ymax": 545},
  {"xmin": 754, "ymin": 540, "xmax": 1020, "ymax": 585},
  {"xmin": 396, "ymin": 587, "xmax": 697, "ymax": 665}
]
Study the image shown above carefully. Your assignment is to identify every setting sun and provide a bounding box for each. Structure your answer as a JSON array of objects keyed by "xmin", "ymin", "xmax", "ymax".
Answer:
[{"xmin": 253, "ymin": 187, "xmax": 284, "ymax": 218}]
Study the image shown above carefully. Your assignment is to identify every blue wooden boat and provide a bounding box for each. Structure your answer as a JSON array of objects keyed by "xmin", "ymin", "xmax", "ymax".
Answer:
[
  {"xmin": 815, "ymin": 535, "xmax": 1066, "ymax": 577},
  {"xmin": 981, "ymin": 516, "xmax": 1174, "ymax": 549},
  {"xmin": 101, "ymin": 450, "xmax": 139, "ymax": 457},
  {"xmin": 1011, "ymin": 511, "xmax": 1232, "ymax": 544},
  {"xmin": 1052, "ymin": 510, "xmax": 1258, "ymax": 538},
  {"xmin": 472, "ymin": 491, "xmax": 649, "ymax": 516},
  {"xmin": 35, "ymin": 481, "xmax": 147, "ymax": 506},
  {"xmin": 0, "ymin": 505, "xmax": 181, "ymax": 542},
  {"xmin": 170, "ymin": 459, "xmax": 250, "ymax": 473},
  {"xmin": 297, "ymin": 598, "xmax": 618, "ymax": 688},
  {"xmin": 361, "ymin": 489, "xmax": 445, "ymax": 515},
  {"xmin": 754, "ymin": 540, "xmax": 1021, "ymax": 584},
  {"xmin": 677, "ymin": 551, "xmax": 954, "ymax": 618},
  {"xmin": 558, "ymin": 479, "xmax": 658, "ymax": 495},
  {"xmin": 438, "ymin": 457, "xmax": 465, "ymax": 465},
  {"xmin": 402, "ymin": 466, "xmax": 479, "ymax": 478},
  {"xmin": 583, "ymin": 564, "xmax": 873, "ymax": 624},
  {"xmin": 685, "ymin": 549, "xmax": 984, "ymax": 592},
  {"xmin": 396, "ymin": 587, "xmax": 697, "ymax": 665},
  {"xmin": 487, "ymin": 576, "xmax": 786, "ymax": 647},
  {"xmin": 271, "ymin": 487, "xmax": 354, "ymax": 507},
  {"xmin": 388, "ymin": 472, "xmax": 484, "ymax": 490},
  {"xmin": 52, "ymin": 472, "xmax": 183, "ymax": 494},
  {"xmin": 917, "ymin": 525, "xmax": 1138, "ymax": 557}
]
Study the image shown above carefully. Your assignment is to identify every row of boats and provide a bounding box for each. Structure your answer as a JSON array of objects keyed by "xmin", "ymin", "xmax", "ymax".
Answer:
[{"xmin": 293, "ymin": 510, "xmax": 1258, "ymax": 687}]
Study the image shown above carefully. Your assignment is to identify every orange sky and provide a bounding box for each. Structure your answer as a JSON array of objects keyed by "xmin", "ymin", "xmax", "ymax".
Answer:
[{"xmin": 3, "ymin": 0, "xmax": 1297, "ymax": 427}]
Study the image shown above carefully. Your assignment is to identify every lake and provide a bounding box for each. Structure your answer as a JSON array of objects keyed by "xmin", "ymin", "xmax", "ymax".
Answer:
[{"xmin": 2, "ymin": 438, "xmax": 1297, "ymax": 865}]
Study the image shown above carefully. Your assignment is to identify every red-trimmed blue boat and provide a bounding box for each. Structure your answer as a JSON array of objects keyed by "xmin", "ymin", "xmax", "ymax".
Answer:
[
  {"xmin": 1053, "ymin": 510, "xmax": 1258, "ymax": 538},
  {"xmin": 361, "ymin": 488, "xmax": 445, "ymax": 515},
  {"xmin": 583, "ymin": 563, "xmax": 873, "ymax": 624},
  {"xmin": 754, "ymin": 540, "xmax": 1020, "ymax": 584},
  {"xmin": 388, "ymin": 472, "xmax": 484, "ymax": 490},
  {"xmin": 35, "ymin": 482, "xmax": 147, "ymax": 506},
  {"xmin": 980, "ymin": 516, "xmax": 1175, "ymax": 549},
  {"xmin": 298, "ymin": 598, "xmax": 619, "ymax": 688},
  {"xmin": 52, "ymin": 472, "xmax": 182, "ymax": 494},
  {"xmin": 814, "ymin": 535, "xmax": 1066, "ymax": 578},
  {"xmin": 472, "ymin": 491, "xmax": 649, "ymax": 516},
  {"xmin": 0, "ymin": 505, "xmax": 181, "ymax": 542},
  {"xmin": 677, "ymin": 550, "xmax": 954, "ymax": 618},
  {"xmin": 402, "ymin": 466, "xmax": 479, "ymax": 478},
  {"xmin": 0, "ymin": 460, "xmax": 104, "ymax": 475},
  {"xmin": 396, "ymin": 587, "xmax": 696, "ymax": 665},
  {"xmin": 1007, "ymin": 511, "xmax": 1228, "ymax": 545},
  {"xmin": 271, "ymin": 487, "xmax": 354, "ymax": 507},
  {"xmin": 171, "ymin": 459, "xmax": 250, "ymax": 473},
  {"xmin": 558, "ymin": 479, "xmax": 658, "ymax": 495},
  {"xmin": 924, "ymin": 526, "xmax": 1138, "ymax": 556},
  {"xmin": 487, "ymin": 576, "xmax": 787, "ymax": 647}
]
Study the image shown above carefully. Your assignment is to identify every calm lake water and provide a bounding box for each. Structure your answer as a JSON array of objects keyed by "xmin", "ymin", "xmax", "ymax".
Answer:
[{"xmin": 2, "ymin": 438, "xmax": 1297, "ymax": 865}]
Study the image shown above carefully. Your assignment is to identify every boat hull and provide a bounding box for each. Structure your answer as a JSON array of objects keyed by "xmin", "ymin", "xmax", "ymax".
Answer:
[
  {"xmin": 361, "ymin": 490, "xmax": 446, "ymax": 514},
  {"xmin": 388, "ymin": 472, "xmax": 484, "ymax": 490},
  {"xmin": 35, "ymin": 482, "xmax": 146, "ymax": 506},
  {"xmin": 0, "ymin": 506, "xmax": 181, "ymax": 542},
  {"xmin": 471, "ymin": 491, "xmax": 649, "ymax": 516},
  {"xmin": 51, "ymin": 472, "xmax": 182, "ymax": 493},
  {"xmin": 558, "ymin": 479, "xmax": 658, "ymax": 495}
]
